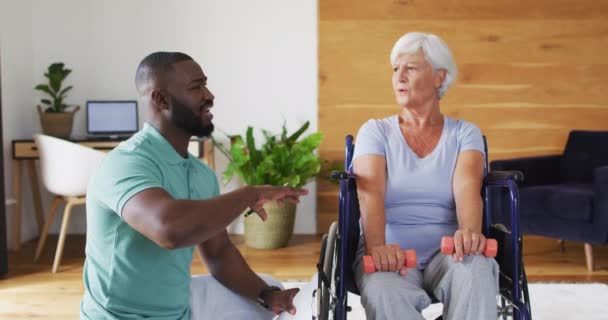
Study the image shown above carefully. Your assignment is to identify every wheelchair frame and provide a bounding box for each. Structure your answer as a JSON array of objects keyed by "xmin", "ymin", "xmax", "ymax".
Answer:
[{"xmin": 315, "ymin": 135, "xmax": 532, "ymax": 320}]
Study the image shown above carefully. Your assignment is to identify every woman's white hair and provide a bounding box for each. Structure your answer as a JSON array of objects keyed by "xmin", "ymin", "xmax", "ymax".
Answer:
[{"xmin": 390, "ymin": 32, "xmax": 457, "ymax": 99}]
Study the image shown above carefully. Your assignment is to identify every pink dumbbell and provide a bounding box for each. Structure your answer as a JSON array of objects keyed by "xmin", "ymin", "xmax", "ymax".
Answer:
[
  {"xmin": 441, "ymin": 236, "xmax": 498, "ymax": 258},
  {"xmin": 362, "ymin": 249, "xmax": 417, "ymax": 273}
]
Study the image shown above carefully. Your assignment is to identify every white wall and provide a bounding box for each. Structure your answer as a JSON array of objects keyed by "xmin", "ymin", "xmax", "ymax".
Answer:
[
  {"xmin": 1, "ymin": 0, "xmax": 318, "ymax": 246},
  {"xmin": 0, "ymin": 0, "xmax": 38, "ymax": 248}
]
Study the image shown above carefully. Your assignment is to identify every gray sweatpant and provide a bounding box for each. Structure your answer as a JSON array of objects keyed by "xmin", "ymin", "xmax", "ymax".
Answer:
[
  {"xmin": 189, "ymin": 273, "xmax": 282, "ymax": 320},
  {"xmin": 354, "ymin": 243, "xmax": 499, "ymax": 320}
]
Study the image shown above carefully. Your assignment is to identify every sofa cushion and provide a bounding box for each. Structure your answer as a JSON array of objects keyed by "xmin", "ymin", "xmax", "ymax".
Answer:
[
  {"xmin": 520, "ymin": 184, "xmax": 594, "ymax": 222},
  {"xmin": 560, "ymin": 130, "xmax": 608, "ymax": 183}
]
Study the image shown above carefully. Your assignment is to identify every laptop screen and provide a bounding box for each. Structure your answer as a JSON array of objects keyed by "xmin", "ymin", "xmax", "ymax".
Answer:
[{"xmin": 86, "ymin": 100, "xmax": 138, "ymax": 135}]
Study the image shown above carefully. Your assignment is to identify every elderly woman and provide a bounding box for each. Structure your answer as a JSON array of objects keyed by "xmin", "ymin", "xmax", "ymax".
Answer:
[{"xmin": 352, "ymin": 32, "xmax": 498, "ymax": 319}]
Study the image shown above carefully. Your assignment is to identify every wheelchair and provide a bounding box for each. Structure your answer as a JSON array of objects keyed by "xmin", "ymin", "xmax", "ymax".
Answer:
[{"xmin": 314, "ymin": 135, "xmax": 532, "ymax": 320}]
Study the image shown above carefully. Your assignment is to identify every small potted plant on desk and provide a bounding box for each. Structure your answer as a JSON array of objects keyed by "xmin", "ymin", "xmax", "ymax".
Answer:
[
  {"xmin": 215, "ymin": 121, "xmax": 324, "ymax": 249},
  {"xmin": 35, "ymin": 62, "xmax": 79, "ymax": 138}
]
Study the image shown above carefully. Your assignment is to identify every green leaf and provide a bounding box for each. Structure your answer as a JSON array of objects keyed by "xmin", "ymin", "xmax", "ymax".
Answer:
[
  {"xmin": 230, "ymin": 137, "xmax": 248, "ymax": 164},
  {"xmin": 58, "ymin": 85, "xmax": 73, "ymax": 98},
  {"xmin": 34, "ymin": 84, "xmax": 56, "ymax": 99},
  {"xmin": 280, "ymin": 120, "xmax": 288, "ymax": 141},
  {"xmin": 261, "ymin": 129, "xmax": 277, "ymax": 154},
  {"xmin": 40, "ymin": 99, "xmax": 52, "ymax": 105},
  {"xmin": 286, "ymin": 121, "xmax": 310, "ymax": 145},
  {"xmin": 49, "ymin": 63, "xmax": 64, "ymax": 73},
  {"xmin": 297, "ymin": 132, "xmax": 324, "ymax": 151},
  {"xmin": 245, "ymin": 127, "xmax": 260, "ymax": 166},
  {"xmin": 262, "ymin": 129, "xmax": 274, "ymax": 140},
  {"xmin": 49, "ymin": 73, "xmax": 61, "ymax": 92},
  {"xmin": 222, "ymin": 164, "xmax": 235, "ymax": 184}
]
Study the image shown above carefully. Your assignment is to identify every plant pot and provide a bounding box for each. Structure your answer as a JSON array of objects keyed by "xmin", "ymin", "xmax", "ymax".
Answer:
[
  {"xmin": 37, "ymin": 105, "xmax": 80, "ymax": 139},
  {"xmin": 244, "ymin": 200, "xmax": 296, "ymax": 249}
]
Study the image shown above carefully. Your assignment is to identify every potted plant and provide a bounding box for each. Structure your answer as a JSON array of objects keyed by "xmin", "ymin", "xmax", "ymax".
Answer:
[
  {"xmin": 215, "ymin": 121, "xmax": 324, "ymax": 249},
  {"xmin": 35, "ymin": 62, "xmax": 79, "ymax": 138}
]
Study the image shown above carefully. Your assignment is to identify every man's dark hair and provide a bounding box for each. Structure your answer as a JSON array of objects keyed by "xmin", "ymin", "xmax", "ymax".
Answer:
[{"xmin": 135, "ymin": 52, "xmax": 193, "ymax": 90}]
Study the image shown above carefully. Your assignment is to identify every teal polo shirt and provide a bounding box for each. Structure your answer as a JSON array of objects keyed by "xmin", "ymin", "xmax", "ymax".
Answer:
[{"xmin": 81, "ymin": 123, "xmax": 219, "ymax": 319}]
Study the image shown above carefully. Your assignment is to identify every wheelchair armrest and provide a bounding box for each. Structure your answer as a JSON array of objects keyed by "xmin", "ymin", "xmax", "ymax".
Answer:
[
  {"xmin": 490, "ymin": 155, "xmax": 560, "ymax": 187},
  {"xmin": 330, "ymin": 170, "xmax": 349, "ymax": 181},
  {"xmin": 485, "ymin": 170, "xmax": 524, "ymax": 184}
]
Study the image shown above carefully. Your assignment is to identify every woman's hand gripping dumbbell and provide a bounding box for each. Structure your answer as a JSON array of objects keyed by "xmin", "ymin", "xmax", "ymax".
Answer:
[
  {"xmin": 440, "ymin": 236, "xmax": 498, "ymax": 259},
  {"xmin": 362, "ymin": 245, "xmax": 417, "ymax": 275}
]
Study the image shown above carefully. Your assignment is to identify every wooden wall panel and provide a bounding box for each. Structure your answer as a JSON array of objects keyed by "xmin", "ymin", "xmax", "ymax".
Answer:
[
  {"xmin": 320, "ymin": 0, "xmax": 608, "ymax": 20},
  {"xmin": 317, "ymin": 1, "xmax": 608, "ymax": 233}
]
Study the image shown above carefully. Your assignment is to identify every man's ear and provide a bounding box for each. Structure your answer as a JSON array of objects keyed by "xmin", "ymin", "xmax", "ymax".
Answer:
[{"xmin": 151, "ymin": 89, "xmax": 169, "ymax": 111}]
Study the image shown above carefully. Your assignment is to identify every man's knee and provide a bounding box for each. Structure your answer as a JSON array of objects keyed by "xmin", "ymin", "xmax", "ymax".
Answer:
[{"xmin": 190, "ymin": 274, "xmax": 278, "ymax": 320}]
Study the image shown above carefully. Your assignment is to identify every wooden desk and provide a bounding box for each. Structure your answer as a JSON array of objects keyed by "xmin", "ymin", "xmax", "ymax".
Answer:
[{"xmin": 10, "ymin": 138, "xmax": 214, "ymax": 251}]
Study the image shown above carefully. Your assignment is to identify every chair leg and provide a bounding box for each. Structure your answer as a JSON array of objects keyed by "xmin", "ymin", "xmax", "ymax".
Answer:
[
  {"xmin": 52, "ymin": 197, "xmax": 85, "ymax": 273},
  {"xmin": 34, "ymin": 196, "xmax": 65, "ymax": 261},
  {"xmin": 584, "ymin": 243, "xmax": 594, "ymax": 272}
]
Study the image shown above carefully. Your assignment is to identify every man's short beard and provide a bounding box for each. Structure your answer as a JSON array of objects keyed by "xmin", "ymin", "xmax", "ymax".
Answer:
[{"xmin": 169, "ymin": 95, "xmax": 214, "ymax": 138}]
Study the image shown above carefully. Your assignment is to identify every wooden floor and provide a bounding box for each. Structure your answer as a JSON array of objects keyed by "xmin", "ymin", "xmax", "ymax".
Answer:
[{"xmin": 1, "ymin": 234, "xmax": 607, "ymax": 319}]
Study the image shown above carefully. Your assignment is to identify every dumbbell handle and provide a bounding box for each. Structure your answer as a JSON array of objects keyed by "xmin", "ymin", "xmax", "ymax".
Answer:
[
  {"xmin": 440, "ymin": 236, "xmax": 498, "ymax": 258},
  {"xmin": 362, "ymin": 249, "xmax": 417, "ymax": 273}
]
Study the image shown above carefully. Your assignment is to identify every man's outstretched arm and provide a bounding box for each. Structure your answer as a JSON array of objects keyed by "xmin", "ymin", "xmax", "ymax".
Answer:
[{"xmin": 122, "ymin": 185, "xmax": 307, "ymax": 249}]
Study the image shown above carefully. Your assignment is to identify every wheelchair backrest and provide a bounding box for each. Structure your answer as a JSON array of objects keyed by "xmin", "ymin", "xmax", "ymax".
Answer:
[
  {"xmin": 338, "ymin": 134, "xmax": 493, "ymax": 296},
  {"xmin": 337, "ymin": 135, "xmax": 361, "ymax": 295},
  {"xmin": 338, "ymin": 134, "xmax": 524, "ymax": 311}
]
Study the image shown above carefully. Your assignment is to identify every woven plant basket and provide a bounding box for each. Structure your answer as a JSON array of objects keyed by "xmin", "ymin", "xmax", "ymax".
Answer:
[
  {"xmin": 37, "ymin": 105, "xmax": 80, "ymax": 139},
  {"xmin": 244, "ymin": 200, "xmax": 296, "ymax": 249}
]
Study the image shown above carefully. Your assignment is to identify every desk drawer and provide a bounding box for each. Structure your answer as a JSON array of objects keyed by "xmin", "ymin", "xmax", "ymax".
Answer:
[
  {"xmin": 12, "ymin": 139, "xmax": 211, "ymax": 164},
  {"xmin": 12, "ymin": 142, "xmax": 39, "ymax": 159},
  {"xmin": 12, "ymin": 140, "xmax": 120, "ymax": 159}
]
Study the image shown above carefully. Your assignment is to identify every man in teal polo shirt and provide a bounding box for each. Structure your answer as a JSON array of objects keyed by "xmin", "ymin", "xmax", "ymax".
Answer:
[{"xmin": 81, "ymin": 52, "xmax": 307, "ymax": 319}]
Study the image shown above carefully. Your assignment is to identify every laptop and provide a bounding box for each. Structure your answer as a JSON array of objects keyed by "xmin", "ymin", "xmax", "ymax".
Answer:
[{"xmin": 86, "ymin": 100, "xmax": 139, "ymax": 140}]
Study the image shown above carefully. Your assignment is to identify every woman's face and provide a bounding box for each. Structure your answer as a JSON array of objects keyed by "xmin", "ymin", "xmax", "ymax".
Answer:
[{"xmin": 392, "ymin": 49, "xmax": 445, "ymax": 108}]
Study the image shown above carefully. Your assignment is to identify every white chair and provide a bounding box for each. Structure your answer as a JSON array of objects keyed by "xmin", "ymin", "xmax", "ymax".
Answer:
[{"xmin": 33, "ymin": 134, "xmax": 106, "ymax": 273}]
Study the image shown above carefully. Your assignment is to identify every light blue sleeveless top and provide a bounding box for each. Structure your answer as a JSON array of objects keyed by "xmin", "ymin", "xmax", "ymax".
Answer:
[{"xmin": 353, "ymin": 115, "xmax": 485, "ymax": 268}]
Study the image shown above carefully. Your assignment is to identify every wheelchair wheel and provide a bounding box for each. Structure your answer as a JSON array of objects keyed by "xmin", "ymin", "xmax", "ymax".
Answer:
[
  {"xmin": 314, "ymin": 234, "xmax": 329, "ymax": 320},
  {"xmin": 316, "ymin": 222, "xmax": 338, "ymax": 320},
  {"xmin": 498, "ymin": 293, "xmax": 511, "ymax": 320},
  {"xmin": 497, "ymin": 265, "xmax": 532, "ymax": 320},
  {"xmin": 521, "ymin": 266, "xmax": 532, "ymax": 318}
]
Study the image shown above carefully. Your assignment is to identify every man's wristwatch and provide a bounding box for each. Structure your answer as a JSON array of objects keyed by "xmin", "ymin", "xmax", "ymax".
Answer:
[{"xmin": 257, "ymin": 285, "xmax": 281, "ymax": 311}]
